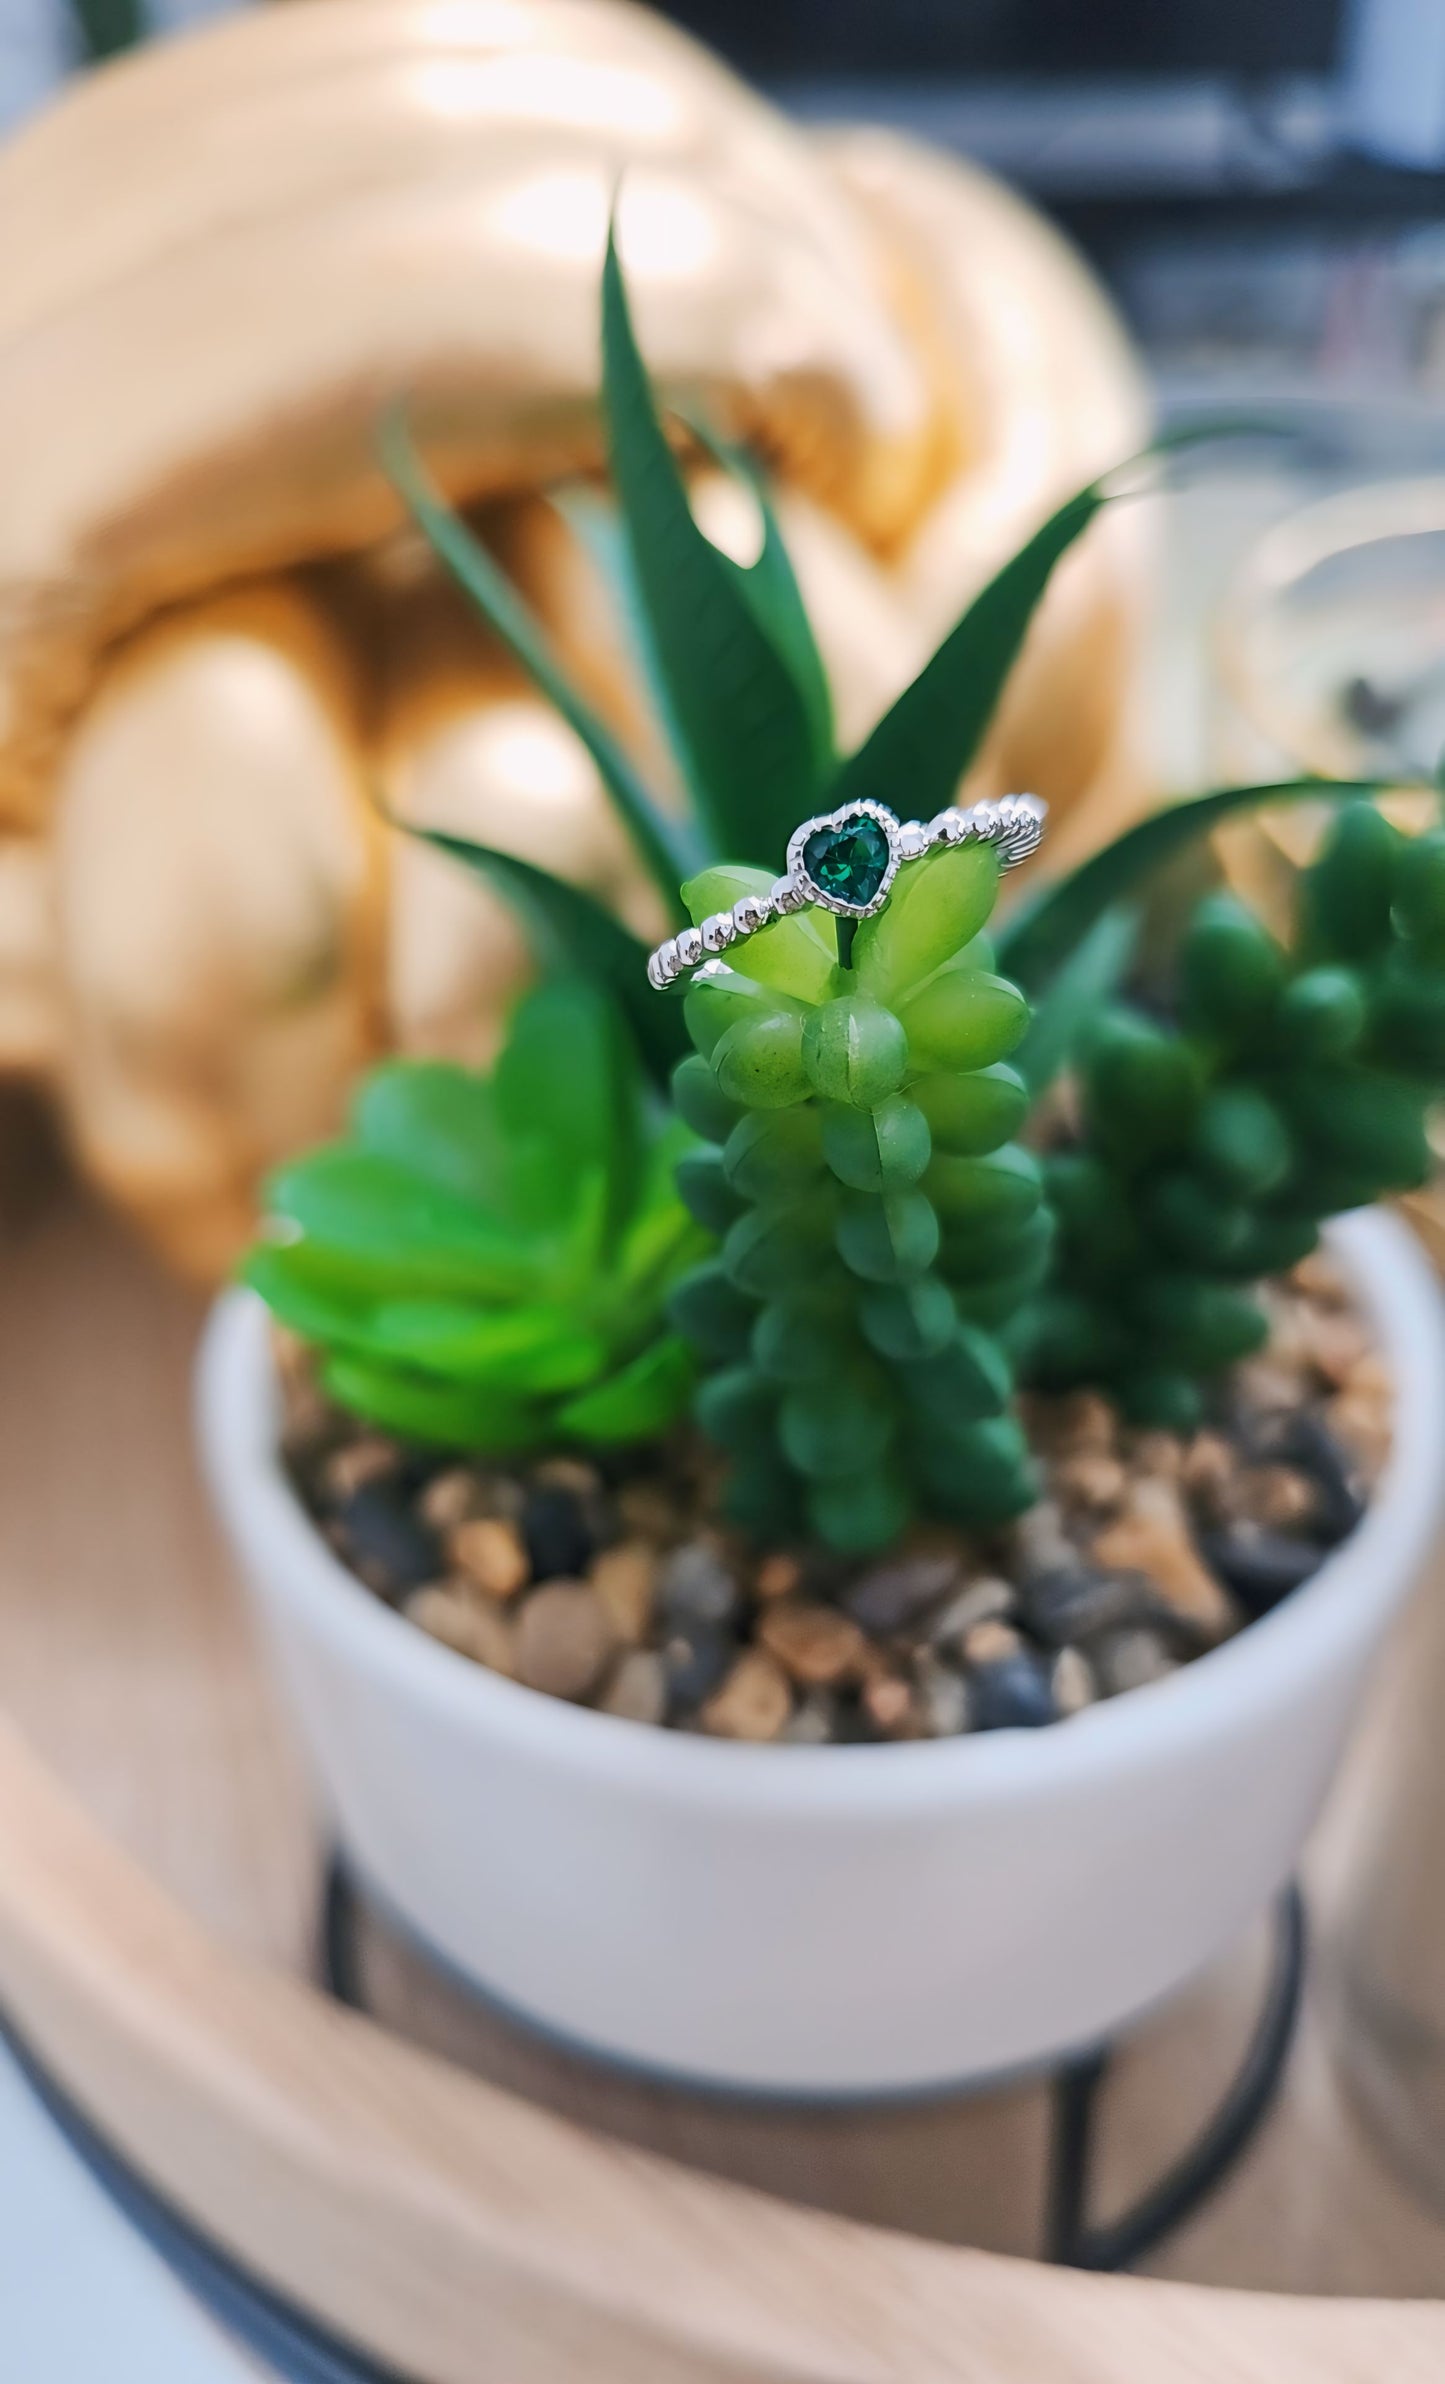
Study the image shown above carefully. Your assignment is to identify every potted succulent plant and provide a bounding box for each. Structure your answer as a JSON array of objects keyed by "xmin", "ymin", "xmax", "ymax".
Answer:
[{"xmin": 199, "ymin": 236, "xmax": 1445, "ymax": 2095}]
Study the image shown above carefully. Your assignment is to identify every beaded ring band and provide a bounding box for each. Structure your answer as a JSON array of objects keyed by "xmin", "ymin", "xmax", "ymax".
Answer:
[{"xmin": 646, "ymin": 792, "xmax": 1046, "ymax": 991}]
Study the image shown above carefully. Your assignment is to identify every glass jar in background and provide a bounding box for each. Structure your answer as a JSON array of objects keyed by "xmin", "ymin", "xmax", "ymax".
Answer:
[
  {"xmin": 1214, "ymin": 478, "xmax": 1445, "ymax": 787},
  {"xmin": 1212, "ymin": 475, "xmax": 1445, "ymax": 2210}
]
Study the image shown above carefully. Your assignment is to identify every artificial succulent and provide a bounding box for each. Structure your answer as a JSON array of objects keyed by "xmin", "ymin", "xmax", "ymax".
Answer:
[
  {"xmin": 1027, "ymin": 803, "xmax": 1445, "ymax": 1428},
  {"xmin": 245, "ymin": 976, "xmax": 705, "ymax": 1452},
  {"xmin": 667, "ymin": 837, "xmax": 1042, "ymax": 1549}
]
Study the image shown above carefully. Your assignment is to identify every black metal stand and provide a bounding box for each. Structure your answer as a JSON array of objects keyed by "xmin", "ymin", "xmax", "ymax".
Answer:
[
  {"xmin": 325, "ymin": 1857, "xmax": 1308, "ymax": 2277},
  {"xmin": 1044, "ymin": 1885, "xmax": 1307, "ymax": 2268},
  {"xmin": 0, "ymin": 1865, "xmax": 1307, "ymax": 2384}
]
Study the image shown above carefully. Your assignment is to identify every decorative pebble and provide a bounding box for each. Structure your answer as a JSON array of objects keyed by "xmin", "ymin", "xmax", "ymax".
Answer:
[
  {"xmin": 658, "ymin": 1538, "xmax": 740, "ymax": 1628},
  {"xmin": 449, "ymin": 1515, "xmax": 530, "ymax": 1600},
  {"xmin": 1329, "ymin": 1380, "xmax": 1392, "ymax": 1480},
  {"xmin": 418, "ymin": 1466, "xmax": 488, "ymax": 1534},
  {"xmin": 406, "ymin": 1584, "xmax": 515, "ymax": 1675},
  {"xmin": 1092, "ymin": 1481, "xmax": 1239, "ymax": 1644},
  {"xmin": 600, "ymin": 1649, "xmax": 669, "ymax": 1726},
  {"xmin": 1232, "ymin": 1463, "xmax": 1319, "ymax": 1536},
  {"xmin": 1015, "ymin": 1563, "xmax": 1142, "ymax": 1648},
  {"xmin": 860, "ymin": 1672, "xmax": 922, "ymax": 1739},
  {"xmin": 1200, "ymin": 1527, "xmax": 1322, "ymax": 1618},
  {"xmin": 843, "ymin": 1548, "xmax": 961, "ymax": 1636},
  {"xmin": 928, "ymin": 1575, "xmax": 1016, "ymax": 1650},
  {"xmin": 915, "ymin": 1654, "xmax": 971, "ymax": 1737},
  {"xmin": 754, "ymin": 1552, "xmax": 804, "ymax": 1601},
  {"xmin": 521, "ymin": 1483, "xmax": 595, "ymax": 1581},
  {"xmin": 590, "ymin": 1541, "xmax": 656, "ymax": 1643},
  {"xmin": 533, "ymin": 1455, "xmax": 604, "ymax": 1500},
  {"xmin": 332, "ymin": 1482, "xmax": 440, "ymax": 1600},
  {"xmin": 1054, "ymin": 1452, "xmax": 1127, "ymax": 1514},
  {"xmin": 514, "ymin": 1582, "xmax": 615, "ymax": 1702},
  {"xmin": 1272, "ymin": 1411, "xmax": 1365, "ymax": 1541},
  {"xmin": 1008, "ymin": 1498, "xmax": 1075, "ymax": 1579},
  {"xmin": 1304, "ymin": 1313, "xmax": 1368, "ymax": 1388},
  {"xmin": 1234, "ymin": 1357, "xmax": 1303, "ymax": 1416},
  {"xmin": 1092, "ymin": 1626, "xmax": 1177, "ymax": 1697},
  {"xmin": 1051, "ymin": 1646, "xmax": 1096, "ymax": 1717},
  {"xmin": 757, "ymin": 1600, "xmax": 867, "ymax": 1687},
  {"xmin": 616, "ymin": 1479, "xmax": 687, "ymax": 1542},
  {"xmin": 1053, "ymin": 1390, "xmax": 1117, "ymax": 1455},
  {"xmin": 701, "ymin": 1651, "xmax": 792, "ymax": 1741},
  {"xmin": 662, "ymin": 1622, "xmax": 735, "ymax": 1716},
  {"xmin": 1128, "ymin": 1431, "xmax": 1186, "ymax": 1482},
  {"xmin": 961, "ymin": 1617, "xmax": 1024, "ymax": 1667},
  {"xmin": 782, "ymin": 1690, "xmax": 839, "ymax": 1745},
  {"xmin": 1181, "ymin": 1432, "xmax": 1237, "ymax": 1523},
  {"xmin": 969, "ymin": 1651, "xmax": 1057, "ymax": 1731},
  {"xmin": 321, "ymin": 1435, "xmax": 402, "ymax": 1503}
]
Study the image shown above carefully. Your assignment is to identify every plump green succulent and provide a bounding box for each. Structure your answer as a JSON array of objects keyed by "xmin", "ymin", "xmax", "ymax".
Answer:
[
  {"xmin": 245, "ymin": 977, "xmax": 705, "ymax": 1453},
  {"xmin": 1024, "ymin": 803, "xmax": 1445, "ymax": 1429},
  {"xmin": 666, "ymin": 839, "xmax": 1045, "ymax": 1550}
]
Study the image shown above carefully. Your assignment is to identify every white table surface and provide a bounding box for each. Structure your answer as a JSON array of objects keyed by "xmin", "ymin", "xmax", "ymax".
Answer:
[{"xmin": 0, "ymin": 2036, "xmax": 259, "ymax": 2381}]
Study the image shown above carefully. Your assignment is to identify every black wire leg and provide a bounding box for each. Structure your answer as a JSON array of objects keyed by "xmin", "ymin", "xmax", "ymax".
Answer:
[{"xmin": 1045, "ymin": 1883, "xmax": 1307, "ymax": 2270}]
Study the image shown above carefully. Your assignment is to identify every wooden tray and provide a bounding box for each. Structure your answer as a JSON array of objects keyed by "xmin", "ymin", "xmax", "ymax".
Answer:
[{"xmin": 2, "ymin": 1093, "xmax": 1444, "ymax": 2380}]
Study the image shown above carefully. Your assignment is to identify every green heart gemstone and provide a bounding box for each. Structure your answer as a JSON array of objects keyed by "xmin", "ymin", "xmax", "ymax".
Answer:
[{"xmin": 801, "ymin": 813, "xmax": 893, "ymax": 909}]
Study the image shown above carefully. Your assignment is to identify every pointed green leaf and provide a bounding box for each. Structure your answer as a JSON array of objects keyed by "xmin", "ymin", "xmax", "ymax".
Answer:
[
  {"xmin": 1013, "ymin": 904, "xmax": 1139, "ymax": 1094},
  {"xmin": 829, "ymin": 422, "xmax": 1291, "ymax": 830},
  {"xmin": 353, "ymin": 1063, "xmax": 513, "ymax": 1212},
  {"xmin": 999, "ymin": 781, "xmax": 1399, "ymax": 991},
  {"xmin": 677, "ymin": 412, "xmax": 834, "ymax": 775},
  {"xmin": 357, "ymin": 1303, "xmax": 612, "ymax": 1393},
  {"xmin": 829, "ymin": 483, "xmax": 1104, "ymax": 823},
  {"xmin": 261, "ymin": 1150, "xmax": 551, "ymax": 1302},
  {"xmin": 601, "ymin": 223, "xmax": 822, "ymax": 867},
  {"xmin": 380, "ymin": 411, "xmax": 691, "ymax": 915},
  {"xmin": 554, "ymin": 1334, "xmax": 696, "ymax": 1443},
  {"xmin": 410, "ymin": 829, "xmax": 687, "ymax": 1088},
  {"xmin": 493, "ymin": 977, "xmax": 642, "ymax": 1240},
  {"xmin": 321, "ymin": 1351, "xmax": 546, "ymax": 1454}
]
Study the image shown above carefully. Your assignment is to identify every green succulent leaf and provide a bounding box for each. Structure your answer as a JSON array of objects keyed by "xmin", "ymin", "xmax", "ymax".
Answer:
[
  {"xmin": 260, "ymin": 1150, "xmax": 552, "ymax": 1302},
  {"xmin": 1013, "ymin": 904, "xmax": 1138, "ymax": 1095},
  {"xmin": 409, "ymin": 830, "xmax": 687, "ymax": 1088},
  {"xmin": 380, "ymin": 410, "xmax": 692, "ymax": 913},
  {"xmin": 678, "ymin": 410, "xmax": 834, "ymax": 775},
  {"xmin": 554, "ymin": 1335, "xmax": 696, "ymax": 1442},
  {"xmin": 321, "ymin": 1352, "xmax": 546, "ymax": 1454},
  {"xmin": 601, "ymin": 221, "xmax": 824, "ymax": 867},
  {"xmin": 829, "ymin": 422, "xmax": 1293, "ymax": 849},
  {"xmin": 828, "ymin": 480, "xmax": 1105, "ymax": 824},
  {"xmin": 492, "ymin": 976, "xmax": 643, "ymax": 1238}
]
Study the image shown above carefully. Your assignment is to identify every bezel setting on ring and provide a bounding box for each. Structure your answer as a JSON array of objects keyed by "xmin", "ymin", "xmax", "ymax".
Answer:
[{"xmin": 786, "ymin": 798, "xmax": 902, "ymax": 920}]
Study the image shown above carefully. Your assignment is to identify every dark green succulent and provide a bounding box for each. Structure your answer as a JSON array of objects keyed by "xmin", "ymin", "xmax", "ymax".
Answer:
[
  {"xmin": 1022, "ymin": 803, "xmax": 1445, "ymax": 1427},
  {"xmin": 245, "ymin": 977, "xmax": 706, "ymax": 1453}
]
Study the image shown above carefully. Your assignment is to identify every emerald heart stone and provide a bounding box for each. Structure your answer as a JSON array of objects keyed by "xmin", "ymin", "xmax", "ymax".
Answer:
[{"xmin": 801, "ymin": 813, "xmax": 893, "ymax": 909}]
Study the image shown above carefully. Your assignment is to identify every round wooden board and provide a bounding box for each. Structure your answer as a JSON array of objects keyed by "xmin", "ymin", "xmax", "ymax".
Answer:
[{"xmin": 1, "ymin": 1097, "xmax": 1444, "ymax": 2379}]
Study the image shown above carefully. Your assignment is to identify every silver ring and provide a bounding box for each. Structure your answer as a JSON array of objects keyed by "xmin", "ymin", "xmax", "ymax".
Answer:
[{"xmin": 646, "ymin": 793, "xmax": 1046, "ymax": 991}]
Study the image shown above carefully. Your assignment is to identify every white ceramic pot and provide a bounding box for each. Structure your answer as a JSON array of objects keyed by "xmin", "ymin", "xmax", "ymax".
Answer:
[{"xmin": 197, "ymin": 1210, "xmax": 1445, "ymax": 2097}]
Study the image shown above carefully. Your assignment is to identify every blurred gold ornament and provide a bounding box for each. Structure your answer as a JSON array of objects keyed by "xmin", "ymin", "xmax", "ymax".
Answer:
[{"xmin": 0, "ymin": 0, "xmax": 1152, "ymax": 1275}]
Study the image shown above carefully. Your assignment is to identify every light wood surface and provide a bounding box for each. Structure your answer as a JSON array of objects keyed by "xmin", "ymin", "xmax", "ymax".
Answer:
[{"xmin": 1, "ymin": 1107, "xmax": 1445, "ymax": 2376}]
